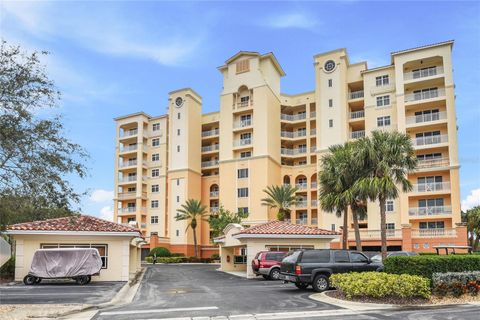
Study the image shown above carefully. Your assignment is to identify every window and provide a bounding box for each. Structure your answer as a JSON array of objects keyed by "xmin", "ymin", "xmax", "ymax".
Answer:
[
  {"xmin": 240, "ymin": 96, "xmax": 250, "ymax": 104},
  {"xmin": 151, "ymin": 216, "xmax": 158, "ymax": 224},
  {"xmin": 152, "ymin": 169, "xmax": 159, "ymax": 177},
  {"xmin": 177, "ymin": 179, "xmax": 180, "ymax": 186},
  {"xmin": 412, "ymin": 66, "xmax": 438, "ymax": 79},
  {"xmin": 177, "ymin": 129, "xmax": 180, "ymax": 136},
  {"xmin": 237, "ymin": 168, "xmax": 249, "ymax": 178},
  {"xmin": 177, "ymin": 145, "xmax": 180, "ymax": 152},
  {"xmin": 301, "ymin": 250, "xmax": 330, "ymax": 263},
  {"xmin": 350, "ymin": 252, "xmax": 369, "ymax": 263},
  {"xmin": 152, "ymin": 138, "xmax": 160, "ymax": 147},
  {"xmin": 151, "ymin": 200, "xmax": 159, "ymax": 208},
  {"xmin": 236, "ymin": 59, "xmax": 250, "ymax": 73},
  {"xmin": 414, "ymin": 109, "xmax": 440, "ymax": 123},
  {"xmin": 298, "ymin": 160, "xmax": 307, "ymax": 165},
  {"xmin": 240, "ymin": 151, "xmax": 252, "ymax": 158},
  {"xmin": 328, "ymin": 79, "xmax": 332, "ymax": 87},
  {"xmin": 298, "ymin": 144, "xmax": 307, "ymax": 152},
  {"xmin": 152, "ymin": 153, "xmax": 160, "ymax": 161},
  {"xmin": 419, "ymin": 221, "xmax": 445, "ymax": 229},
  {"xmin": 127, "ymin": 187, "xmax": 136, "ymax": 192},
  {"xmin": 375, "ymin": 75, "xmax": 389, "ymax": 86},
  {"xmin": 237, "ymin": 188, "xmax": 249, "ymax": 198},
  {"xmin": 152, "ymin": 123, "xmax": 160, "ymax": 131},
  {"xmin": 418, "ymin": 198, "xmax": 444, "ymax": 208},
  {"xmin": 331, "ymin": 224, "xmax": 336, "ymax": 231},
  {"xmin": 334, "ymin": 251, "xmax": 350, "ymax": 263},
  {"xmin": 41, "ymin": 244, "xmax": 108, "ymax": 269},
  {"xmin": 376, "ymin": 95, "xmax": 390, "ymax": 107},
  {"xmin": 417, "ymin": 176, "xmax": 443, "ymax": 191},
  {"xmin": 386, "ymin": 200, "xmax": 394, "ymax": 212},
  {"xmin": 177, "ymin": 113, "xmax": 181, "ymax": 120},
  {"xmin": 176, "ymin": 230, "xmax": 179, "ymax": 237},
  {"xmin": 386, "ymin": 223, "xmax": 395, "ymax": 230},
  {"xmin": 240, "ymin": 132, "xmax": 251, "ymax": 141},
  {"xmin": 329, "ymin": 119, "xmax": 333, "ymax": 128},
  {"xmin": 377, "ymin": 116, "xmax": 391, "ymax": 127},
  {"xmin": 413, "ymin": 87, "xmax": 438, "ymax": 100},
  {"xmin": 417, "ymin": 153, "xmax": 442, "ymax": 161},
  {"xmin": 151, "ymin": 185, "xmax": 159, "ymax": 193},
  {"xmin": 238, "ymin": 207, "xmax": 249, "ymax": 214},
  {"xmin": 176, "ymin": 196, "xmax": 180, "ymax": 203},
  {"xmin": 328, "ymin": 99, "xmax": 333, "ymax": 107}
]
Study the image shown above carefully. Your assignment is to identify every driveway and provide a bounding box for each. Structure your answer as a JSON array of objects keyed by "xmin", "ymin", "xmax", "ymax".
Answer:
[
  {"xmin": 0, "ymin": 281, "xmax": 124, "ymax": 304},
  {"xmin": 94, "ymin": 264, "xmax": 338, "ymax": 319}
]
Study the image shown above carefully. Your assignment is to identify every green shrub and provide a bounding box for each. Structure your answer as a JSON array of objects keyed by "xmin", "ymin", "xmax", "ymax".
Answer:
[
  {"xmin": 330, "ymin": 272, "xmax": 430, "ymax": 299},
  {"xmin": 432, "ymin": 271, "xmax": 480, "ymax": 297},
  {"xmin": 0, "ymin": 257, "xmax": 15, "ymax": 278},
  {"xmin": 144, "ymin": 256, "xmax": 153, "ymax": 263},
  {"xmin": 149, "ymin": 247, "xmax": 171, "ymax": 257},
  {"xmin": 384, "ymin": 255, "xmax": 480, "ymax": 280},
  {"xmin": 170, "ymin": 253, "xmax": 185, "ymax": 257},
  {"xmin": 211, "ymin": 253, "xmax": 220, "ymax": 260}
]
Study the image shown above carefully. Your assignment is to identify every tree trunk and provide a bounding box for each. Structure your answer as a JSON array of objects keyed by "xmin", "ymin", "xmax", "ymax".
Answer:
[
  {"xmin": 342, "ymin": 207, "xmax": 349, "ymax": 249},
  {"xmin": 379, "ymin": 197, "xmax": 387, "ymax": 261},
  {"xmin": 193, "ymin": 226, "xmax": 198, "ymax": 258},
  {"xmin": 474, "ymin": 232, "xmax": 480, "ymax": 251},
  {"xmin": 352, "ymin": 206, "xmax": 362, "ymax": 251},
  {"xmin": 469, "ymin": 231, "xmax": 474, "ymax": 248}
]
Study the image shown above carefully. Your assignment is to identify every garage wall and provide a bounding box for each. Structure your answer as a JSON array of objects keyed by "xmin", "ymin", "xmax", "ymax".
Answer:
[{"xmin": 13, "ymin": 234, "xmax": 135, "ymax": 282}]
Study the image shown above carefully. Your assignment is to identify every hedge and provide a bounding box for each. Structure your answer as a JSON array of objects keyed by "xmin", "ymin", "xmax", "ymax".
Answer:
[
  {"xmin": 330, "ymin": 272, "xmax": 430, "ymax": 299},
  {"xmin": 144, "ymin": 256, "xmax": 213, "ymax": 263},
  {"xmin": 149, "ymin": 247, "xmax": 172, "ymax": 257},
  {"xmin": 432, "ymin": 271, "xmax": 480, "ymax": 297},
  {"xmin": 384, "ymin": 255, "xmax": 480, "ymax": 280}
]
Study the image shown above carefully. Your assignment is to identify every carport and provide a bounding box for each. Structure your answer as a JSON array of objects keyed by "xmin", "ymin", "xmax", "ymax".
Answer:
[{"xmin": 215, "ymin": 221, "xmax": 339, "ymax": 278}]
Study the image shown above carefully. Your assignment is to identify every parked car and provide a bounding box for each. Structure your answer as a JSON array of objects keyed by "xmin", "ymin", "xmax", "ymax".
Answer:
[
  {"xmin": 370, "ymin": 251, "xmax": 419, "ymax": 263},
  {"xmin": 252, "ymin": 251, "xmax": 287, "ymax": 280},
  {"xmin": 279, "ymin": 249, "xmax": 383, "ymax": 292},
  {"xmin": 23, "ymin": 248, "xmax": 103, "ymax": 285}
]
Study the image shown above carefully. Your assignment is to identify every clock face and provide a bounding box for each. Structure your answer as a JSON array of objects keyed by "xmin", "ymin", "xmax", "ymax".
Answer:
[
  {"xmin": 175, "ymin": 97, "xmax": 183, "ymax": 108},
  {"xmin": 324, "ymin": 60, "xmax": 336, "ymax": 72}
]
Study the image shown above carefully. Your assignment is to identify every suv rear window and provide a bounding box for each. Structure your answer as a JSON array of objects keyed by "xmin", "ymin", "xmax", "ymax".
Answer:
[
  {"xmin": 283, "ymin": 251, "xmax": 301, "ymax": 263},
  {"xmin": 265, "ymin": 252, "xmax": 284, "ymax": 261},
  {"xmin": 300, "ymin": 250, "xmax": 330, "ymax": 263}
]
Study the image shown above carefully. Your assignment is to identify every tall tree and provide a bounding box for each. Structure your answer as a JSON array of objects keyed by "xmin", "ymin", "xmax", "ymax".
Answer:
[
  {"xmin": 354, "ymin": 131, "xmax": 417, "ymax": 260},
  {"xmin": 319, "ymin": 142, "xmax": 367, "ymax": 250},
  {"xmin": 176, "ymin": 199, "xmax": 208, "ymax": 257},
  {"xmin": 462, "ymin": 206, "xmax": 480, "ymax": 250},
  {"xmin": 0, "ymin": 41, "xmax": 88, "ymax": 228},
  {"xmin": 208, "ymin": 206, "xmax": 248, "ymax": 239},
  {"xmin": 261, "ymin": 184, "xmax": 298, "ymax": 221}
]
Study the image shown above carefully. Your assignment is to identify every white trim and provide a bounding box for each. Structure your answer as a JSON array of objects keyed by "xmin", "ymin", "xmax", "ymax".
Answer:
[
  {"xmin": 5, "ymin": 230, "xmax": 140, "ymax": 237},
  {"xmin": 233, "ymin": 234, "xmax": 339, "ymax": 240}
]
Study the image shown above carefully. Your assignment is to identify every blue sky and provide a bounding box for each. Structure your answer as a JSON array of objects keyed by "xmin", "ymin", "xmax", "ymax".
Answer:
[{"xmin": 1, "ymin": 1, "xmax": 479, "ymax": 220}]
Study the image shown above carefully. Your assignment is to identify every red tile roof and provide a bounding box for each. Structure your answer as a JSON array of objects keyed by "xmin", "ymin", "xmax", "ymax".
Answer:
[
  {"xmin": 7, "ymin": 215, "xmax": 140, "ymax": 234},
  {"xmin": 234, "ymin": 221, "xmax": 340, "ymax": 236}
]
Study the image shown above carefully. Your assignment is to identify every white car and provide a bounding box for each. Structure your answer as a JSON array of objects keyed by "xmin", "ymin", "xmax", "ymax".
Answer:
[{"xmin": 370, "ymin": 251, "xmax": 418, "ymax": 263}]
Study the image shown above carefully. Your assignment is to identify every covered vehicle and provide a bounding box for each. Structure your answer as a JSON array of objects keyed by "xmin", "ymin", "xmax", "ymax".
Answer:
[
  {"xmin": 370, "ymin": 251, "xmax": 418, "ymax": 263},
  {"xmin": 23, "ymin": 248, "xmax": 103, "ymax": 285}
]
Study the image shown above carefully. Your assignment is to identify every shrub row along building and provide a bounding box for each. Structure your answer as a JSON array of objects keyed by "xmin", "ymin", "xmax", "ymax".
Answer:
[{"xmin": 113, "ymin": 40, "xmax": 466, "ymax": 258}]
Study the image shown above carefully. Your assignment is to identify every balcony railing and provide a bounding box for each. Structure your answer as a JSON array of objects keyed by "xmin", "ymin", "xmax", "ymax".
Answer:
[
  {"xmin": 310, "ymin": 146, "xmax": 316, "ymax": 153},
  {"xmin": 210, "ymin": 207, "xmax": 220, "ymax": 213},
  {"xmin": 311, "ymin": 182, "xmax": 317, "ymax": 189},
  {"xmin": 409, "ymin": 206, "xmax": 452, "ymax": 217},
  {"xmin": 281, "ymin": 113, "xmax": 307, "ymax": 121},
  {"xmin": 201, "ymin": 144, "xmax": 219, "ymax": 152},
  {"xmin": 411, "ymin": 182, "xmax": 450, "ymax": 193},
  {"xmin": 119, "ymin": 160, "xmax": 137, "ymax": 168},
  {"xmin": 120, "ymin": 145, "xmax": 138, "ymax": 152},
  {"xmin": 117, "ymin": 192, "xmax": 136, "ymax": 200},
  {"xmin": 233, "ymin": 138, "xmax": 252, "ymax": 147},
  {"xmin": 350, "ymin": 110, "xmax": 365, "ymax": 119},
  {"xmin": 201, "ymin": 160, "xmax": 219, "ymax": 168},
  {"xmin": 310, "ymin": 112, "xmax": 316, "ymax": 118},
  {"xmin": 233, "ymin": 119, "xmax": 252, "ymax": 128},
  {"xmin": 406, "ymin": 111, "xmax": 447, "ymax": 125},
  {"xmin": 296, "ymin": 201, "xmax": 308, "ymax": 208},
  {"xmin": 404, "ymin": 66, "xmax": 444, "ymax": 81},
  {"xmin": 236, "ymin": 101, "xmax": 251, "ymax": 108},
  {"xmin": 281, "ymin": 147, "xmax": 307, "ymax": 156},
  {"xmin": 281, "ymin": 131, "xmax": 307, "ymax": 138},
  {"xmin": 311, "ymin": 200, "xmax": 318, "ymax": 207},
  {"xmin": 411, "ymin": 228, "xmax": 456, "ymax": 238},
  {"xmin": 295, "ymin": 183, "xmax": 308, "ymax": 190},
  {"xmin": 349, "ymin": 90, "xmax": 364, "ymax": 100},
  {"xmin": 311, "ymin": 218, "xmax": 318, "ymax": 225},
  {"xmin": 351, "ymin": 130, "xmax": 365, "ymax": 139},
  {"xmin": 405, "ymin": 88, "xmax": 445, "ymax": 103},
  {"xmin": 119, "ymin": 176, "xmax": 137, "ymax": 183},
  {"xmin": 348, "ymin": 229, "xmax": 402, "ymax": 239},
  {"xmin": 412, "ymin": 134, "xmax": 448, "ymax": 147},
  {"xmin": 118, "ymin": 207, "xmax": 147, "ymax": 214},
  {"xmin": 201, "ymin": 129, "xmax": 219, "ymax": 137},
  {"xmin": 210, "ymin": 191, "xmax": 219, "ymax": 197},
  {"xmin": 310, "ymin": 128, "xmax": 316, "ymax": 135},
  {"xmin": 120, "ymin": 129, "xmax": 138, "ymax": 138},
  {"xmin": 296, "ymin": 218, "xmax": 308, "ymax": 225},
  {"xmin": 417, "ymin": 158, "xmax": 449, "ymax": 169}
]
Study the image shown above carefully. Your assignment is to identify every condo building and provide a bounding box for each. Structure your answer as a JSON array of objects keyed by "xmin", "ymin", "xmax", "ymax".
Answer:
[{"xmin": 113, "ymin": 40, "xmax": 466, "ymax": 257}]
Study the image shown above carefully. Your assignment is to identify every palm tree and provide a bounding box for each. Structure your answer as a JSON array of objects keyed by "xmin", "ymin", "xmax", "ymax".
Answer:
[
  {"xmin": 176, "ymin": 199, "xmax": 208, "ymax": 257},
  {"xmin": 261, "ymin": 184, "xmax": 298, "ymax": 221},
  {"xmin": 354, "ymin": 130, "xmax": 417, "ymax": 260},
  {"xmin": 462, "ymin": 206, "xmax": 480, "ymax": 250},
  {"xmin": 319, "ymin": 142, "xmax": 366, "ymax": 250}
]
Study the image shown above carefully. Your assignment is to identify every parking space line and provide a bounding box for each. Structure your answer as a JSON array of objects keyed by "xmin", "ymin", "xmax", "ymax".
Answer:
[
  {"xmin": 100, "ymin": 306, "xmax": 219, "ymax": 316},
  {"xmin": 2, "ymin": 293, "xmax": 102, "ymax": 296}
]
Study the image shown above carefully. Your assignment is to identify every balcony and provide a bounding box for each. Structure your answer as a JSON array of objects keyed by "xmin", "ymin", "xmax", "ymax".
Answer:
[
  {"xmin": 296, "ymin": 201, "xmax": 308, "ymax": 208},
  {"xmin": 311, "ymin": 182, "xmax": 317, "ymax": 189},
  {"xmin": 233, "ymin": 138, "xmax": 252, "ymax": 147},
  {"xmin": 295, "ymin": 183, "xmax": 308, "ymax": 190},
  {"xmin": 233, "ymin": 119, "xmax": 252, "ymax": 129},
  {"xmin": 201, "ymin": 160, "xmax": 219, "ymax": 168},
  {"xmin": 119, "ymin": 176, "xmax": 137, "ymax": 183},
  {"xmin": 411, "ymin": 228, "xmax": 456, "ymax": 238},
  {"xmin": 210, "ymin": 207, "xmax": 220, "ymax": 213},
  {"xmin": 412, "ymin": 135, "xmax": 448, "ymax": 147},
  {"xmin": 411, "ymin": 182, "xmax": 451, "ymax": 193},
  {"xmin": 118, "ymin": 207, "xmax": 147, "ymax": 215},
  {"xmin": 117, "ymin": 192, "xmax": 136, "ymax": 200},
  {"xmin": 281, "ymin": 147, "xmax": 307, "ymax": 156},
  {"xmin": 406, "ymin": 111, "xmax": 447, "ymax": 126},
  {"xmin": 210, "ymin": 191, "xmax": 219, "ymax": 197},
  {"xmin": 118, "ymin": 160, "xmax": 148, "ymax": 168},
  {"xmin": 236, "ymin": 101, "xmax": 252, "ymax": 108},
  {"xmin": 350, "ymin": 110, "xmax": 365, "ymax": 119},
  {"xmin": 120, "ymin": 129, "xmax": 138, "ymax": 139},
  {"xmin": 348, "ymin": 229, "xmax": 402, "ymax": 239},
  {"xmin": 417, "ymin": 158, "xmax": 449, "ymax": 170},
  {"xmin": 310, "ymin": 146, "xmax": 316, "ymax": 153},
  {"xmin": 311, "ymin": 218, "xmax": 318, "ymax": 225},
  {"xmin": 310, "ymin": 112, "xmax": 316, "ymax": 118},
  {"xmin": 281, "ymin": 113, "xmax": 307, "ymax": 122},
  {"xmin": 281, "ymin": 131, "xmax": 307, "ymax": 139},
  {"xmin": 201, "ymin": 144, "xmax": 219, "ymax": 153},
  {"xmin": 349, "ymin": 90, "xmax": 364, "ymax": 100},
  {"xmin": 404, "ymin": 66, "xmax": 444, "ymax": 81},
  {"xmin": 405, "ymin": 88, "xmax": 445, "ymax": 103},
  {"xmin": 310, "ymin": 128, "xmax": 316, "ymax": 136},
  {"xmin": 409, "ymin": 206, "xmax": 452, "ymax": 217},
  {"xmin": 296, "ymin": 218, "xmax": 308, "ymax": 225},
  {"xmin": 351, "ymin": 130, "xmax": 365, "ymax": 139},
  {"xmin": 201, "ymin": 129, "xmax": 219, "ymax": 138},
  {"xmin": 120, "ymin": 145, "xmax": 138, "ymax": 153},
  {"xmin": 311, "ymin": 200, "xmax": 318, "ymax": 207}
]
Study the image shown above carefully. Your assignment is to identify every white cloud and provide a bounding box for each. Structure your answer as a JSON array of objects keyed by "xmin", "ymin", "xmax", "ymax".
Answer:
[
  {"xmin": 90, "ymin": 189, "xmax": 114, "ymax": 203},
  {"xmin": 99, "ymin": 206, "xmax": 114, "ymax": 222},
  {"xmin": 462, "ymin": 188, "xmax": 480, "ymax": 212},
  {"xmin": 263, "ymin": 12, "xmax": 320, "ymax": 30}
]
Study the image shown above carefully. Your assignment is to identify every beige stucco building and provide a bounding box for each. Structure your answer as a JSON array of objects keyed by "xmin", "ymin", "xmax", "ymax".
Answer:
[{"xmin": 113, "ymin": 40, "xmax": 465, "ymax": 256}]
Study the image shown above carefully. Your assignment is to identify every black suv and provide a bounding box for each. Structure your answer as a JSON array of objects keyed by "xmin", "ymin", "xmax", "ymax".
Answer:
[{"xmin": 279, "ymin": 249, "xmax": 383, "ymax": 292}]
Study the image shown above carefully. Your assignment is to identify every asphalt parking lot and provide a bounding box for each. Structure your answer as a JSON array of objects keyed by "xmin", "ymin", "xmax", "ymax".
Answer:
[
  {"xmin": 0, "ymin": 281, "xmax": 125, "ymax": 304},
  {"xmin": 93, "ymin": 264, "xmax": 338, "ymax": 320}
]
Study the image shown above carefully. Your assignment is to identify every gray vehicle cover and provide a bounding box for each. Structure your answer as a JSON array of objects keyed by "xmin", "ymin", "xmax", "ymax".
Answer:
[{"xmin": 28, "ymin": 248, "xmax": 102, "ymax": 278}]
